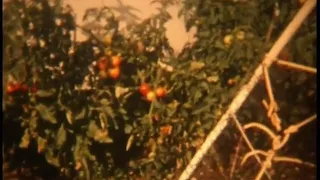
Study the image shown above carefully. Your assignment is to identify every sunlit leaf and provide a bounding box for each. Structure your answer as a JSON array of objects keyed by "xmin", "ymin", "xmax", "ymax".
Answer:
[
  {"xmin": 35, "ymin": 104, "xmax": 57, "ymax": 124},
  {"xmin": 37, "ymin": 136, "xmax": 47, "ymax": 153},
  {"xmin": 56, "ymin": 124, "xmax": 67, "ymax": 148},
  {"xmin": 19, "ymin": 129, "xmax": 30, "ymax": 149},
  {"xmin": 36, "ymin": 89, "xmax": 56, "ymax": 97},
  {"xmin": 75, "ymin": 108, "xmax": 86, "ymax": 120},
  {"xmin": 124, "ymin": 124, "xmax": 133, "ymax": 134},
  {"xmin": 126, "ymin": 135, "xmax": 134, "ymax": 151},
  {"xmin": 190, "ymin": 61, "xmax": 205, "ymax": 71}
]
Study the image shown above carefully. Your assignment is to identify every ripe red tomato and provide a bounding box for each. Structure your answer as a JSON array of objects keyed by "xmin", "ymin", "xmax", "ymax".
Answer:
[
  {"xmin": 7, "ymin": 83, "xmax": 16, "ymax": 94},
  {"xmin": 30, "ymin": 84, "xmax": 37, "ymax": 93},
  {"xmin": 111, "ymin": 55, "xmax": 122, "ymax": 67},
  {"xmin": 139, "ymin": 83, "xmax": 150, "ymax": 96},
  {"xmin": 7, "ymin": 82, "xmax": 21, "ymax": 94},
  {"xmin": 98, "ymin": 57, "xmax": 108, "ymax": 71},
  {"xmin": 155, "ymin": 87, "xmax": 166, "ymax": 98},
  {"xmin": 109, "ymin": 67, "xmax": 120, "ymax": 79},
  {"xmin": 22, "ymin": 84, "xmax": 29, "ymax": 92},
  {"xmin": 146, "ymin": 91, "xmax": 156, "ymax": 102}
]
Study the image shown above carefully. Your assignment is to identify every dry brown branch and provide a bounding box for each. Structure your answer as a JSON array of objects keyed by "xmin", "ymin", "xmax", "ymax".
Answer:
[
  {"xmin": 230, "ymin": 115, "xmax": 272, "ymax": 179},
  {"xmin": 255, "ymin": 150, "xmax": 276, "ymax": 180},
  {"xmin": 241, "ymin": 150, "xmax": 268, "ymax": 166},
  {"xmin": 265, "ymin": 20, "xmax": 275, "ymax": 43},
  {"xmin": 229, "ymin": 137, "xmax": 242, "ymax": 179},
  {"xmin": 243, "ymin": 122, "xmax": 277, "ymax": 140},
  {"xmin": 284, "ymin": 114, "xmax": 317, "ymax": 134},
  {"xmin": 262, "ymin": 99, "xmax": 282, "ymax": 131},
  {"xmin": 272, "ymin": 134, "xmax": 290, "ymax": 150},
  {"xmin": 275, "ymin": 59, "xmax": 317, "ymax": 74},
  {"xmin": 178, "ymin": 1, "xmax": 316, "ymax": 179},
  {"xmin": 249, "ymin": 114, "xmax": 316, "ymax": 179},
  {"xmin": 231, "ymin": 116, "xmax": 263, "ymax": 164},
  {"xmin": 273, "ymin": 156, "xmax": 316, "ymax": 168},
  {"xmin": 263, "ymin": 66, "xmax": 278, "ymax": 117}
]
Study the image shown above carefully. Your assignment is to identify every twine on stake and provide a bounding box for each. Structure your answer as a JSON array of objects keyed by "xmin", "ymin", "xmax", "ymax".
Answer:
[{"xmin": 178, "ymin": 0, "xmax": 317, "ymax": 179}]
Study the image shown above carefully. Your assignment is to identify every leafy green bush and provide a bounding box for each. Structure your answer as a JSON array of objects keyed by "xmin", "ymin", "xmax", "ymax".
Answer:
[{"xmin": 3, "ymin": 0, "xmax": 316, "ymax": 179}]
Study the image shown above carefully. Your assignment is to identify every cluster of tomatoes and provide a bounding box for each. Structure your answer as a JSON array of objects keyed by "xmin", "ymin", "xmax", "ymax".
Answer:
[
  {"xmin": 6, "ymin": 81, "xmax": 37, "ymax": 94},
  {"xmin": 97, "ymin": 54, "xmax": 122, "ymax": 80},
  {"xmin": 139, "ymin": 83, "xmax": 167, "ymax": 102}
]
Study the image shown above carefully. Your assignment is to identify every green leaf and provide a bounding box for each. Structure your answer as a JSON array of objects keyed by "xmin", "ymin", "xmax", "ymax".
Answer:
[
  {"xmin": 124, "ymin": 124, "xmax": 133, "ymax": 134},
  {"xmin": 104, "ymin": 106, "xmax": 115, "ymax": 118},
  {"xmin": 75, "ymin": 108, "xmax": 86, "ymax": 120},
  {"xmin": 190, "ymin": 61, "xmax": 205, "ymax": 71},
  {"xmin": 193, "ymin": 90, "xmax": 202, "ymax": 102},
  {"xmin": 88, "ymin": 121, "xmax": 113, "ymax": 144},
  {"xmin": 37, "ymin": 136, "xmax": 47, "ymax": 153},
  {"xmin": 207, "ymin": 75, "xmax": 219, "ymax": 83},
  {"xmin": 115, "ymin": 86, "xmax": 129, "ymax": 98},
  {"xmin": 36, "ymin": 89, "xmax": 56, "ymax": 97},
  {"xmin": 56, "ymin": 124, "xmax": 67, "ymax": 148},
  {"xmin": 182, "ymin": 102, "xmax": 193, "ymax": 109},
  {"xmin": 35, "ymin": 104, "xmax": 57, "ymax": 124},
  {"xmin": 100, "ymin": 99, "xmax": 110, "ymax": 106},
  {"xmin": 246, "ymin": 45, "xmax": 253, "ymax": 59},
  {"xmin": 198, "ymin": 31, "xmax": 210, "ymax": 38},
  {"xmin": 98, "ymin": 136, "xmax": 113, "ymax": 144},
  {"xmin": 214, "ymin": 40, "xmax": 225, "ymax": 50},
  {"xmin": 45, "ymin": 149, "xmax": 60, "ymax": 167},
  {"xmin": 202, "ymin": 121, "xmax": 213, "ymax": 130},
  {"xmin": 186, "ymin": 151, "xmax": 193, "ymax": 162},
  {"xmin": 118, "ymin": 107, "xmax": 127, "ymax": 115},
  {"xmin": 126, "ymin": 135, "xmax": 134, "ymax": 151},
  {"xmin": 87, "ymin": 121, "xmax": 99, "ymax": 138},
  {"xmin": 192, "ymin": 104, "xmax": 211, "ymax": 115},
  {"xmin": 65, "ymin": 110, "xmax": 73, "ymax": 124},
  {"xmin": 19, "ymin": 129, "xmax": 30, "ymax": 149}
]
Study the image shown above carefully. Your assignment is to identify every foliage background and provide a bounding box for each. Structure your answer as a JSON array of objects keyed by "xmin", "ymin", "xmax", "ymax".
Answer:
[{"xmin": 3, "ymin": 0, "xmax": 316, "ymax": 179}]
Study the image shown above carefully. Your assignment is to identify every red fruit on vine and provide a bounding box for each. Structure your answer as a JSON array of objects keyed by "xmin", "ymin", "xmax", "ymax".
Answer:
[
  {"xmin": 30, "ymin": 84, "xmax": 37, "ymax": 93},
  {"xmin": 7, "ymin": 83, "xmax": 16, "ymax": 94},
  {"xmin": 109, "ymin": 67, "xmax": 120, "ymax": 79},
  {"xmin": 7, "ymin": 82, "xmax": 22, "ymax": 94},
  {"xmin": 155, "ymin": 87, "xmax": 166, "ymax": 98},
  {"xmin": 98, "ymin": 57, "xmax": 108, "ymax": 71},
  {"xmin": 146, "ymin": 91, "xmax": 156, "ymax": 102},
  {"xmin": 111, "ymin": 55, "xmax": 122, "ymax": 67},
  {"xmin": 160, "ymin": 125, "xmax": 172, "ymax": 136},
  {"xmin": 22, "ymin": 84, "xmax": 29, "ymax": 92},
  {"xmin": 139, "ymin": 83, "xmax": 150, "ymax": 96},
  {"xmin": 14, "ymin": 83, "xmax": 22, "ymax": 91}
]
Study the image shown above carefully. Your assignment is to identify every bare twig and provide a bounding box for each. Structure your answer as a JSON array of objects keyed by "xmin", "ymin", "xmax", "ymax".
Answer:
[
  {"xmin": 229, "ymin": 137, "xmax": 242, "ymax": 179},
  {"xmin": 275, "ymin": 59, "xmax": 317, "ymax": 74},
  {"xmin": 284, "ymin": 114, "xmax": 317, "ymax": 134},
  {"xmin": 243, "ymin": 122, "xmax": 277, "ymax": 140},
  {"xmin": 178, "ymin": 1, "xmax": 316, "ymax": 179},
  {"xmin": 265, "ymin": 20, "xmax": 275, "ymax": 43},
  {"xmin": 272, "ymin": 134, "xmax": 290, "ymax": 150},
  {"xmin": 262, "ymin": 99, "xmax": 282, "ymax": 131},
  {"xmin": 263, "ymin": 66, "xmax": 278, "ymax": 117},
  {"xmin": 273, "ymin": 156, "xmax": 316, "ymax": 168},
  {"xmin": 241, "ymin": 150, "xmax": 268, "ymax": 166},
  {"xmin": 230, "ymin": 114, "xmax": 272, "ymax": 179},
  {"xmin": 255, "ymin": 150, "xmax": 275, "ymax": 180}
]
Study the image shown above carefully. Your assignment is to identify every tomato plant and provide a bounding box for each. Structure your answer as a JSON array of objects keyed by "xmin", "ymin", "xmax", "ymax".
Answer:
[
  {"xmin": 108, "ymin": 67, "xmax": 120, "ymax": 79},
  {"xmin": 139, "ymin": 83, "xmax": 150, "ymax": 96},
  {"xmin": 111, "ymin": 55, "xmax": 122, "ymax": 67},
  {"xmin": 3, "ymin": 0, "xmax": 316, "ymax": 179},
  {"xmin": 155, "ymin": 87, "xmax": 166, "ymax": 98},
  {"xmin": 146, "ymin": 91, "xmax": 157, "ymax": 102}
]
